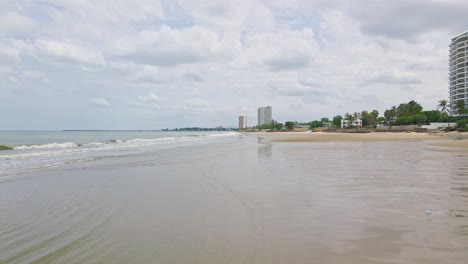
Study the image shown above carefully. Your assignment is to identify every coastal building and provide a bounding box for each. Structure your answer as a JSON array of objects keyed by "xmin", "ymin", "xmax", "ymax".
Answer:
[
  {"xmin": 257, "ymin": 106, "xmax": 272, "ymax": 126},
  {"xmin": 449, "ymin": 30, "xmax": 468, "ymax": 115},
  {"xmin": 239, "ymin": 115, "xmax": 247, "ymax": 129},
  {"xmin": 293, "ymin": 125, "xmax": 310, "ymax": 132},
  {"xmin": 341, "ymin": 119, "xmax": 362, "ymax": 128}
]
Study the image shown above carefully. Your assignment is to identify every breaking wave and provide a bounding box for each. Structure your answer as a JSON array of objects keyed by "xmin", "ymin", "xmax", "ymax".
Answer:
[
  {"xmin": 0, "ymin": 132, "xmax": 239, "ymax": 178},
  {"xmin": 14, "ymin": 142, "xmax": 79, "ymax": 150}
]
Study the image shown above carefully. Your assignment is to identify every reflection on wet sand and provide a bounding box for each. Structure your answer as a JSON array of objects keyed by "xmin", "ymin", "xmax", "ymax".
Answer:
[
  {"xmin": 257, "ymin": 137, "xmax": 272, "ymax": 159},
  {"xmin": 449, "ymin": 154, "xmax": 468, "ymax": 240}
]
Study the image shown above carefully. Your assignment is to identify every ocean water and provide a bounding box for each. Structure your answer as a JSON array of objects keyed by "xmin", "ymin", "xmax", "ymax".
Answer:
[
  {"xmin": 0, "ymin": 134, "xmax": 467, "ymax": 263},
  {"xmin": 0, "ymin": 131, "xmax": 238, "ymax": 179}
]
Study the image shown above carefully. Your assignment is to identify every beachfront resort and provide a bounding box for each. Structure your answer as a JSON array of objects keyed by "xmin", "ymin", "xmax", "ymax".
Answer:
[{"xmin": 238, "ymin": 31, "xmax": 468, "ymax": 134}]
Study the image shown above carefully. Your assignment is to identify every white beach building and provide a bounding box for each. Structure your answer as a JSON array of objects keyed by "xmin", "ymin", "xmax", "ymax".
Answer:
[{"xmin": 341, "ymin": 119, "xmax": 362, "ymax": 128}]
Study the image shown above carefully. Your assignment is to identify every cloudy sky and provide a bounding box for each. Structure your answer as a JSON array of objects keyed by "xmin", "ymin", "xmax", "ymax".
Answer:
[{"xmin": 1, "ymin": 0, "xmax": 467, "ymax": 130}]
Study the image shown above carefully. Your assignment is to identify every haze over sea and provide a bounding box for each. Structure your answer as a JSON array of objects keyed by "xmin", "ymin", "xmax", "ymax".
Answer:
[{"xmin": 1, "ymin": 131, "xmax": 467, "ymax": 263}]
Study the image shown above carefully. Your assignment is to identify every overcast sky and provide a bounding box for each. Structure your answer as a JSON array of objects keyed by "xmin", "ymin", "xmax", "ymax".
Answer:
[{"xmin": 1, "ymin": 0, "xmax": 467, "ymax": 130}]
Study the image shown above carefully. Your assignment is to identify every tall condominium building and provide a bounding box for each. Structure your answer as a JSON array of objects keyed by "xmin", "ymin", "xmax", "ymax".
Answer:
[
  {"xmin": 258, "ymin": 106, "xmax": 272, "ymax": 126},
  {"xmin": 449, "ymin": 31, "xmax": 468, "ymax": 114},
  {"xmin": 239, "ymin": 114, "xmax": 247, "ymax": 129}
]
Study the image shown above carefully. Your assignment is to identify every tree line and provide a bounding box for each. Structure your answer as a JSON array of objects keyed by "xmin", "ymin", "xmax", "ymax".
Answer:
[{"xmin": 251, "ymin": 99, "xmax": 468, "ymax": 131}]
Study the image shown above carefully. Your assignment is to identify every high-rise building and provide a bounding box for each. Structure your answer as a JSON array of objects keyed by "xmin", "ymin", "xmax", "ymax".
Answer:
[
  {"xmin": 257, "ymin": 106, "xmax": 272, "ymax": 126},
  {"xmin": 449, "ymin": 31, "xmax": 468, "ymax": 114},
  {"xmin": 239, "ymin": 115, "xmax": 247, "ymax": 129}
]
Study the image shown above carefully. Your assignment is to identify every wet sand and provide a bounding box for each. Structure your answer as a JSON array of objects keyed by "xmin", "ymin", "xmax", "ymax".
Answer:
[
  {"xmin": 1, "ymin": 135, "xmax": 468, "ymax": 263},
  {"xmin": 429, "ymin": 134, "xmax": 468, "ymax": 154},
  {"xmin": 256, "ymin": 131, "xmax": 448, "ymax": 142}
]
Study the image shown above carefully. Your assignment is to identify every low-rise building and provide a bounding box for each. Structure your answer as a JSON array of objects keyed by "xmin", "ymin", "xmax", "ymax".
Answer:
[
  {"xmin": 341, "ymin": 119, "xmax": 362, "ymax": 128},
  {"xmin": 293, "ymin": 125, "xmax": 310, "ymax": 132}
]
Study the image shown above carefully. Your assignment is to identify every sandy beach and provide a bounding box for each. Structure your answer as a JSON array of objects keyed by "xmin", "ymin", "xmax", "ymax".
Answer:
[
  {"xmin": 253, "ymin": 131, "xmax": 468, "ymax": 143},
  {"xmin": 1, "ymin": 133, "xmax": 468, "ymax": 263}
]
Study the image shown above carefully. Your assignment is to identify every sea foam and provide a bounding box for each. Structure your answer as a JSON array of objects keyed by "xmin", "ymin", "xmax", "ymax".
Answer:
[{"xmin": 14, "ymin": 142, "xmax": 79, "ymax": 150}]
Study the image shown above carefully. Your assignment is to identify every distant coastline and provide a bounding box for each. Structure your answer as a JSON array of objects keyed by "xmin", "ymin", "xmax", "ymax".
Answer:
[
  {"xmin": 61, "ymin": 128, "xmax": 238, "ymax": 132},
  {"xmin": 62, "ymin": 130, "xmax": 162, "ymax": 132}
]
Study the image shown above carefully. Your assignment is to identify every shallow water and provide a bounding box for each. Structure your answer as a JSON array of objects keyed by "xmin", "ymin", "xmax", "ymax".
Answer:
[
  {"xmin": 0, "ymin": 135, "xmax": 467, "ymax": 263},
  {"xmin": 0, "ymin": 131, "xmax": 237, "ymax": 178}
]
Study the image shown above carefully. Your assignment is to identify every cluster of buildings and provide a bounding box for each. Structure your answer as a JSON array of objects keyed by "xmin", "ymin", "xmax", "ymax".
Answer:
[{"xmin": 238, "ymin": 106, "xmax": 272, "ymax": 129}]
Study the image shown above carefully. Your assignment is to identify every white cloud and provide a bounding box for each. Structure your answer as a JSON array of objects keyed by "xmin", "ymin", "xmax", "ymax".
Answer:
[
  {"xmin": 364, "ymin": 74, "xmax": 421, "ymax": 86},
  {"xmin": 34, "ymin": 39, "xmax": 107, "ymax": 67},
  {"xmin": 0, "ymin": 11, "xmax": 35, "ymax": 36},
  {"xmin": 0, "ymin": 43, "xmax": 20, "ymax": 65},
  {"xmin": 179, "ymin": 0, "xmax": 274, "ymax": 32},
  {"xmin": 184, "ymin": 97, "xmax": 210, "ymax": 108},
  {"xmin": 137, "ymin": 92, "xmax": 166, "ymax": 108},
  {"xmin": 127, "ymin": 65, "xmax": 160, "ymax": 83},
  {"xmin": 113, "ymin": 25, "xmax": 239, "ymax": 66},
  {"xmin": 0, "ymin": 43, "xmax": 21, "ymax": 76},
  {"xmin": 243, "ymin": 28, "xmax": 319, "ymax": 69},
  {"xmin": 267, "ymin": 51, "xmax": 311, "ymax": 71},
  {"xmin": 45, "ymin": 0, "xmax": 165, "ymax": 23},
  {"xmin": 289, "ymin": 103, "xmax": 304, "ymax": 110},
  {"xmin": 19, "ymin": 71, "xmax": 50, "ymax": 83},
  {"xmin": 88, "ymin": 98, "xmax": 111, "ymax": 107},
  {"xmin": 137, "ymin": 92, "xmax": 165, "ymax": 103}
]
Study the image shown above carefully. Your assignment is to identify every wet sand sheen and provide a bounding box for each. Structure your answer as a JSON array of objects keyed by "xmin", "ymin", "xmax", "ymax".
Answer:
[
  {"xmin": 258, "ymin": 131, "xmax": 448, "ymax": 142},
  {"xmin": 1, "ymin": 135, "xmax": 468, "ymax": 263}
]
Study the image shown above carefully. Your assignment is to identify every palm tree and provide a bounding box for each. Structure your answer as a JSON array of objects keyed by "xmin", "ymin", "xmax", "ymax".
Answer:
[
  {"xmin": 454, "ymin": 100, "xmax": 468, "ymax": 119},
  {"xmin": 437, "ymin": 99, "xmax": 450, "ymax": 127}
]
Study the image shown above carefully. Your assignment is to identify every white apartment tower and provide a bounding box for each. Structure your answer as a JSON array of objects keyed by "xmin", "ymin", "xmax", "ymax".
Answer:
[
  {"xmin": 257, "ymin": 106, "xmax": 272, "ymax": 126},
  {"xmin": 239, "ymin": 115, "xmax": 247, "ymax": 129},
  {"xmin": 449, "ymin": 31, "xmax": 468, "ymax": 114}
]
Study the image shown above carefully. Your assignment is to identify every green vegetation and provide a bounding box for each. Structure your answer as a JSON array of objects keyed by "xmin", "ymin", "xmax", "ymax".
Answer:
[
  {"xmin": 437, "ymin": 99, "xmax": 450, "ymax": 125},
  {"xmin": 0, "ymin": 145, "xmax": 13, "ymax": 151},
  {"xmin": 284, "ymin": 121, "xmax": 295, "ymax": 130},
  {"xmin": 258, "ymin": 120, "xmax": 284, "ymax": 131},
  {"xmin": 384, "ymin": 106, "xmax": 397, "ymax": 127},
  {"xmin": 454, "ymin": 100, "xmax": 468, "ymax": 119},
  {"xmin": 332, "ymin": 115, "xmax": 342, "ymax": 128},
  {"xmin": 361, "ymin": 110, "xmax": 379, "ymax": 127},
  {"xmin": 382, "ymin": 100, "xmax": 441, "ymax": 127},
  {"xmin": 309, "ymin": 120, "xmax": 322, "ymax": 128},
  {"xmin": 456, "ymin": 120, "xmax": 468, "ymax": 130},
  {"xmin": 254, "ymin": 98, "xmax": 467, "ymax": 132}
]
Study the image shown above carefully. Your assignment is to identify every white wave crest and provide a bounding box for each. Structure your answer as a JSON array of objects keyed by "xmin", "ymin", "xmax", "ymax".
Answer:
[
  {"xmin": 82, "ymin": 142, "xmax": 106, "ymax": 148},
  {"xmin": 14, "ymin": 142, "xmax": 79, "ymax": 150},
  {"xmin": 206, "ymin": 132, "xmax": 239, "ymax": 137}
]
